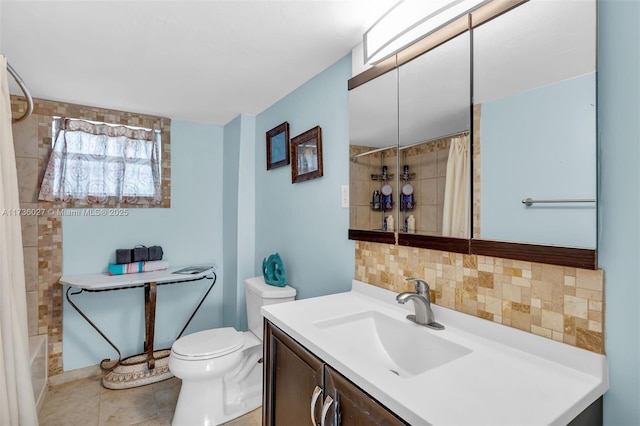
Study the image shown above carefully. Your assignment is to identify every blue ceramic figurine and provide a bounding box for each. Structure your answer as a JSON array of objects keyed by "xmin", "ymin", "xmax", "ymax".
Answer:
[{"xmin": 262, "ymin": 253, "xmax": 287, "ymax": 287}]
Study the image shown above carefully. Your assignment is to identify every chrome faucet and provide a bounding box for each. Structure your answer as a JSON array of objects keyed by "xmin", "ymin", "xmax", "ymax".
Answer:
[{"xmin": 396, "ymin": 278, "xmax": 444, "ymax": 330}]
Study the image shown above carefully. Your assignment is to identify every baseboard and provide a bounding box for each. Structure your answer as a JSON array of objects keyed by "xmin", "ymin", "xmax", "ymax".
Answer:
[{"xmin": 48, "ymin": 364, "xmax": 101, "ymax": 386}]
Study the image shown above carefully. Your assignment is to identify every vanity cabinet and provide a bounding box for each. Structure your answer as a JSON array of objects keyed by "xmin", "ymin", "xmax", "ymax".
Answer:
[
  {"xmin": 264, "ymin": 320, "xmax": 407, "ymax": 426},
  {"xmin": 323, "ymin": 365, "xmax": 406, "ymax": 426}
]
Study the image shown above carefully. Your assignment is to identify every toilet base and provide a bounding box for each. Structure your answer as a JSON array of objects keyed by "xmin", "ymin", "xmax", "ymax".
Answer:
[
  {"xmin": 172, "ymin": 378, "xmax": 261, "ymax": 426},
  {"xmin": 170, "ymin": 336, "xmax": 263, "ymax": 426}
]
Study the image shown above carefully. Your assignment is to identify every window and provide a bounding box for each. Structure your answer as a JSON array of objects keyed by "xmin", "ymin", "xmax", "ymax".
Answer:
[{"xmin": 39, "ymin": 117, "xmax": 163, "ymax": 205}]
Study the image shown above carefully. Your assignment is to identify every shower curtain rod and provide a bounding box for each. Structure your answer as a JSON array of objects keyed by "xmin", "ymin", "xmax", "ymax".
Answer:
[
  {"xmin": 351, "ymin": 130, "xmax": 470, "ymax": 161},
  {"xmin": 6, "ymin": 61, "xmax": 34, "ymax": 123}
]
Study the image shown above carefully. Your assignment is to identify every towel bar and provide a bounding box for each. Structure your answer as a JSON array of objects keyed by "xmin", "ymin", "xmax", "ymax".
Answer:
[{"xmin": 522, "ymin": 198, "xmax": 596, "ymax": 207}]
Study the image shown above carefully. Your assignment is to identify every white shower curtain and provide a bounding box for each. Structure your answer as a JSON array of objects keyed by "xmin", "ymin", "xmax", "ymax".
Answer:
[
  {"xmin": 442, "ymin": 135, "xmax": 470, "ymax": 238},
  {"xmin": 0, "ymin": 55, "xmax": 39, "ymax": 425}
]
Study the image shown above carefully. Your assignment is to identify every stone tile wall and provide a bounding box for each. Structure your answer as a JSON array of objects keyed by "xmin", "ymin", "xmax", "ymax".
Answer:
[
  {"xmin": 355, "ymin": 241, "xmax": 604, "ymax": 354},
  {"xmin": 349, "ymin": 145, "xmax": 397, "ymax": 231},
  {"xmin": 399, "ymin": 138, "xmax": 449, "ymax": 234},
  {"xmin": 349, "ymin": 137, "xmax": 450, "ymax": 234},
  {"xmin": 10, "ymin": 95, "xmax": 171, "ymax": 375}
]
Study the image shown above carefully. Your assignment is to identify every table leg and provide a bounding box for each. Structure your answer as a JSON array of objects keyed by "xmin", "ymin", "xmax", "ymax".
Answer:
[
  {"xmin": 145, "ymin": 281, "xmax": 157, "ymax": 370},
  {"xmin": 66, "ymin": 286, "xmax": 122, "ymax": 370}
]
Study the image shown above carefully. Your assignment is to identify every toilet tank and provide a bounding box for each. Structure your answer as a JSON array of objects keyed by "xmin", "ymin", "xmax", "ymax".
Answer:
[{"xmin": 245, "ymin": 276, "xmax": 296, "ymax": 340}]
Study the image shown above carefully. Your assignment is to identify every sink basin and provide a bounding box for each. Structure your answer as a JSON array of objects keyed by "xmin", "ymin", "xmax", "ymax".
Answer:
[{"xmin": 313, "ymin": 311, "xmax": 471, "ymax": 378}]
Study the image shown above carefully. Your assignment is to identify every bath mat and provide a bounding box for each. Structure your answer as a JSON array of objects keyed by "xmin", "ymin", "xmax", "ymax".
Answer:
[{"xmin": 102, "ymin": 349, "xmax": 173, "ymax": 390}]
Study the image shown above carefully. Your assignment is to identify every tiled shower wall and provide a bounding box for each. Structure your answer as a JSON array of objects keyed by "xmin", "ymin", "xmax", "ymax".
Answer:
[
  {"xmin": 10, "ymin": 95, "xmax": 170, "ymax": 375},
  {"xmin": 350, "ymin": 138, "xmax": 450, "ymax": 234},
  {"xmin": 355, "ymin": 241, "xmax": 604, "ymax": 354},
  {"xmin": 350, "ymin": 145, "xmax": 397, "ymax": 231}
]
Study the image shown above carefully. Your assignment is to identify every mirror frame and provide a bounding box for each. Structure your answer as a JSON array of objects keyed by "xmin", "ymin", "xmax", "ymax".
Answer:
[{"xmin": 347, "ymin": 0, "xmax": 597, "ymax": 270}]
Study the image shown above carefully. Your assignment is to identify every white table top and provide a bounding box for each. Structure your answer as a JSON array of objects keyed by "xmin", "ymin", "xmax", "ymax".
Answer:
[{"xmin": 60, "ymin": 265, "xmax": 216, "ymax": 290}]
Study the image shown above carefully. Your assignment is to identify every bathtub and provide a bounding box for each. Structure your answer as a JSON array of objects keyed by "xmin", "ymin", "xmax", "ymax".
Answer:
[{"xmin": 29, "ymin": 334, "xmax": 47, "ymax": 413}]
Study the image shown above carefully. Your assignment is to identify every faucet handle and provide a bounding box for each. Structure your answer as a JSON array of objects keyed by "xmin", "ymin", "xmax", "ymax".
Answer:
[{"xmin": 406, "ymin": 277, "xmax": 429, "ymax": 295}]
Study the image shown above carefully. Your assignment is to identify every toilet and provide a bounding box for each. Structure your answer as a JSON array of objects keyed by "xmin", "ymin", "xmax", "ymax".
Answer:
[{"xmin": 169, "ymin": 276, "xmax": 296, "ymax": 426}]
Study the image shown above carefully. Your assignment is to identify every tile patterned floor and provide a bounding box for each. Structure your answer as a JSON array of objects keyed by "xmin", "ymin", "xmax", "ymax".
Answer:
[{"xmin": 38, "ymin": 375, "xmax": 262, "ymax": 426}]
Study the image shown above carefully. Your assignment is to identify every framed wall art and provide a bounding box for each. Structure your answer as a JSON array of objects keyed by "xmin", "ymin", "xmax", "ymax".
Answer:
[
  {"xmin": 266, "ymin": 122, "xmax": 290, "ymax": 170},
  {"xmin": 291, "ymin": 126, "xmax": 323, "ymax": 183}
]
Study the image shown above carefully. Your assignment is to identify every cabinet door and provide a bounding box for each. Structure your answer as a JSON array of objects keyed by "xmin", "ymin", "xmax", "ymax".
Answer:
[
  {"xmin": 324, "ymin": 365, "xmax": 407, "ymax": 426},
  {"xmin": 264, "ymin": 320, "xmax": 324, "ymax": 426}
]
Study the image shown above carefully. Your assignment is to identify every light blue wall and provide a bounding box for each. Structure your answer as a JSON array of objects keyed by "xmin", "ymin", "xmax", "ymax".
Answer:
[
  {"xmin": 222, "ymin": 113, "xmax": 256, "ymax": 331},
  {"xmin": 254, "ymin": 54, "xmax": 354, "ymax": 300},
  {"xmin": 235, "ymin": 114, "xmax": 256, "ymax": 331},
  {"xmin": 61, "ymin": 120, "xmax": 225, "ymax": 370},
  {"xmin": 598, "ymin": 0, "xmax": 640, "ymax": 424},
  {"xmin": 222, "ymin": 115, "xmax": 240, "ymax": 328},
  {"xmin": 481, "ymin": 73, "xmax": 597, "ymax": 248}
]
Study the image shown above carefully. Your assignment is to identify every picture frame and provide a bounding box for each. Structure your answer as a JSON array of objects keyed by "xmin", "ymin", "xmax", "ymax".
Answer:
[
  {"xmin": 266, "ymin": 122, "xmax": 290, "ymax": 170},
  {"xmin": 291, "ymin": 126, "xmax": 323, "ymax": 183}
]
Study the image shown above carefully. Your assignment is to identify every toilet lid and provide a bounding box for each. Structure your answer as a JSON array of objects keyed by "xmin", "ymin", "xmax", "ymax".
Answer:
[{"xmin": 172, "ymin": 327, "xmax": 244, "ymax": 359}]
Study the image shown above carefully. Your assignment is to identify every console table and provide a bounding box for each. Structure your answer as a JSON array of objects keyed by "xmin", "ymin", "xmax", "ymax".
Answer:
[{"xmin": 60, "ymin": 265, "xmax": 216, "ymax": 389}]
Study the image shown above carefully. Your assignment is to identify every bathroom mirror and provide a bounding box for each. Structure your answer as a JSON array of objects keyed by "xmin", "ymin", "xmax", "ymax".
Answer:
[
  {"xmin": 397, "ymin": 31, "xmax": 471, "ymax": 239},
  {"xmin": 472, "ymin": 0, "xmax": 597, "ymax": 249},
  {"xmin": 349, "ymin": 69, "xmax": 398, "ymax": 237}
]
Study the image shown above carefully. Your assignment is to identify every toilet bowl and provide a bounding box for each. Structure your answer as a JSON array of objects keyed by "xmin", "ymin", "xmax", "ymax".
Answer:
[{"xmin": 169, "ymin": 276, "xmax": 296, "ymax": 426}]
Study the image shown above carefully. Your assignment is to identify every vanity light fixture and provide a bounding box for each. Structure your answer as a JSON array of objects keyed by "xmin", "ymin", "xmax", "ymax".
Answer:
[{"xmin": 364, "ymin": 0, "xmax": 489, "ymax": 65}]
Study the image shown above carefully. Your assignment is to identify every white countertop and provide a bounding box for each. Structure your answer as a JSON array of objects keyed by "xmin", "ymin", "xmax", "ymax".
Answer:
[
  {"xmin": 59, "ymin": 265, "xmax": 216, "ymax": 290},
  {"xmin": 262, "ymin": 280, "xmax": 608, "ymax": 426}
]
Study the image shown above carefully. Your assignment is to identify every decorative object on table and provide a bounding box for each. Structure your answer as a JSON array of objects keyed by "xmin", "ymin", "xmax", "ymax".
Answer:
[
  {"xmin": 266, "ymin": 121, "xmax": 290, "ymax": 170},
  {"xmin": 291, "ymin": 126, "xmax": 323, "ymax": 183},
  {"xmin": 115, "ymin": 245, "xmax": 163, "ymax": 264},
  {"xmin": 108, "ymin": 260, "xmax": 169, "ymax": 275},
  {"xmin": 148, "ymin": 245, "xmax": 163, "ymax": 261},
  {"xmin": 133, "ymin": 245, "xmax": 149, "ymax": 262},
  {"xmin": 262, "ymin": 253, "xmax": 287, "ymax": 287},
  {"xmin": 116, "ymin": 249, "xmax": 133, "ymax": 264},
  {"xmin": 173, "ymin": 266, "xmax": 214, "ymax": 275}
]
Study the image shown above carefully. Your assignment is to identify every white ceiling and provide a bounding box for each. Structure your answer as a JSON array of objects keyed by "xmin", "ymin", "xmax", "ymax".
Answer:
[{"xmin": 1, "ymin": 0, "xmax": 396, "ymax": 125}]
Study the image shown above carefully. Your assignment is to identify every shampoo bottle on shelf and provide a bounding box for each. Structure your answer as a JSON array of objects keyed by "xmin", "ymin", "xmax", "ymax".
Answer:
[{"xmin": 407, "ymin": 215, "xmax": 416, "ymax": 234}]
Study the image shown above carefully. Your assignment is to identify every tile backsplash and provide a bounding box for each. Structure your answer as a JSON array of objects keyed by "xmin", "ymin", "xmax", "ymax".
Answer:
[{"xmin": 355, "ymin": 241, "xmax": 604, "ymax": 354}]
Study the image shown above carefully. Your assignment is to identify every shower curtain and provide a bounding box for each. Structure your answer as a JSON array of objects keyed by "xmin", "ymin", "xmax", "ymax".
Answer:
[
  {"xmin": 442, "ymin": 135, "xmax": 470, "ymax": 238},
  {"xmin": 0, "ymin": 55, "xmax": 39, "ymax": 425}
]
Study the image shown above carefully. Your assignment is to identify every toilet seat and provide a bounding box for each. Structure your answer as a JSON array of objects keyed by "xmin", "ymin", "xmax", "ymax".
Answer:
[{"xmin": 171, "ymin": 327, "xmax": 244, "ymax": 360}]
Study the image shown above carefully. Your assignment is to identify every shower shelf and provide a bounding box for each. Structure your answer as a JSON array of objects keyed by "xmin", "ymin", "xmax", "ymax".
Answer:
[{"xmin": 370, "ymin": 173, "xmax": 394, "ymax": 181}]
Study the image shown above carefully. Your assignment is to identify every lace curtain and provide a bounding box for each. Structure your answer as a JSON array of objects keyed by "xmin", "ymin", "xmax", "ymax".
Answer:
[{"xmin": 39, "ymin": 118, "xmax": 162, "ymax": 205}]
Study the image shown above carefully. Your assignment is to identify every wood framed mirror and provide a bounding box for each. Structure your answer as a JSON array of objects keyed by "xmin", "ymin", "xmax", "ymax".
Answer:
[{"xmin": 347, "ymin": 0, "xmax": 598, "ymax": 269}]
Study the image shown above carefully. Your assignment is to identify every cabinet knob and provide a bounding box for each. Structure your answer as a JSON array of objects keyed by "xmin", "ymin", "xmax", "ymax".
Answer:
[{"xmin": 311, "ymin": 385, "xmax": 323, "ymax": 426}]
